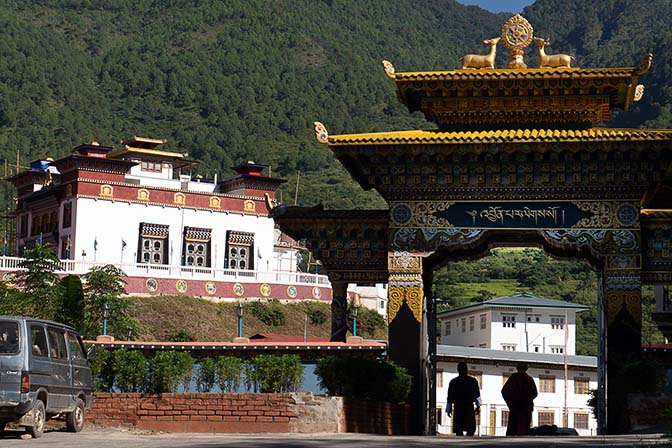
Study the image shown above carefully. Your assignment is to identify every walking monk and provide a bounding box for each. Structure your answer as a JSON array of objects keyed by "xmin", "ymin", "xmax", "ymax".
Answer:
[
  {"xmin": 501, "ymin": 362, "xmax": 538, "ymax": 435},
  {"xmin": 446, "ymin": 362, "xmax": 482, "ymax": 436}
]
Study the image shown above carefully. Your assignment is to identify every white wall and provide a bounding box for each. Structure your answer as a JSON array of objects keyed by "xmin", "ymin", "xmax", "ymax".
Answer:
[
  {"xmin": 436, "ymin": 359, "xmax": 597, "ymax": 436},
  {"xmin": 72, "ymin": 197, "xmax": 275, "ymax": 270},
  {"xmin": 439, "ymin": 307, "xmax": 579, "ymax": 355}
]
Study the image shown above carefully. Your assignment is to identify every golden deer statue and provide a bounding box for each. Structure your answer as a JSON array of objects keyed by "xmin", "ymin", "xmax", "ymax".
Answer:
[
  {"xmin": 533, "ymin": 37, "xmax": 574, "ymax": 68},
  {"xmin": 460, "ymin": 37, "xmax": 500, "ymax": 69}
]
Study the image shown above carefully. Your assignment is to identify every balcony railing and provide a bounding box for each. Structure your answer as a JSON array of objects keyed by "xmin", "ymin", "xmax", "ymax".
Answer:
[{"xmin": 0, "ymin": 256, "xmax": 330, "ymax": 287}]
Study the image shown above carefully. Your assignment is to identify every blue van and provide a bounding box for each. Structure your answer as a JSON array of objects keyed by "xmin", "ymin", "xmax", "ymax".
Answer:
[{"xmin": 0, "ymin": 316, "xmax": 93, "ymax": 438}]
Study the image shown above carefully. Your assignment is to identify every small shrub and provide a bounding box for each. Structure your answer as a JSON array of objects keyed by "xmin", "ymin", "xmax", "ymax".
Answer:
[
  {"xmin": 90, "ymin": 346, "xmax": 114, "ymax": 392},
  {"xmin": 316, "ymin": 356, "xmax": 411, "ymax": 403},
  {"xmin": 149, "ymin": 350, "xmax": 194, "ymax": 393},
  {"xmin": 113, "ymin": 349, "xmax": 148, "ymax": 392},
  {"xmin": 248, "ymin": 354, "xmax": 303, "ymax": 393},
  {"xmin": 168, "ymin": 331, "xmax": 194, "ymax": 342},
  {"xmin": 195, "ymin": 358, "xmax": 217, "ymax": 392},
  {"xmin": 302, "ymin": 301, "xmax": 328, "ymax": 325},
  {"xmin": 216, "ymin": 356, "xmax": 244, "ymax": 393},
  {"xmin": 249, "ymin": 300, "xmax": 286, "ymax": 326}
]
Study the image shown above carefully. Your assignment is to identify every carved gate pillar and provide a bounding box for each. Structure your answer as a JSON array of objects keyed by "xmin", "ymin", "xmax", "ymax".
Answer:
[
  {"xmin": 388, "ymin": 251, "xmax": 425, "ymax": 433},
  {"xmin": 330, "ymin": 280, "xmax": 349, "ymax": 342},
  {"xmin": 602, "ymin": 259, "xmax": 642, "ymax": 434}
]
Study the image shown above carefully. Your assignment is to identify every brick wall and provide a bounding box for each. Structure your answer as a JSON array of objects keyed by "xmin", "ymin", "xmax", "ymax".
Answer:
[
  {"xmin": 90, "ymin": 393, "xmax": 298, "ymax": 433},
  {"xmin": 89, "ymin": 392, "xmax": 412, "ymax": 434}
]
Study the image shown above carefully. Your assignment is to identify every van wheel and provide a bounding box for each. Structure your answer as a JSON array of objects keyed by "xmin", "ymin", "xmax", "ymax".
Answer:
[
  {"xmin": 26, "ymin": 400, "xmax": 45, "ymax": 438},
  {"xmin": 66, "ymin": 398, "xmax": 85, "ymax": 432}
]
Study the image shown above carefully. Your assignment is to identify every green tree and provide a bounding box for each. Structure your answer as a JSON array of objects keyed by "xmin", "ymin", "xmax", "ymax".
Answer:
[
  {"xmin": 113, "ymin": 349, "xmax": 148, "ymax": 392},
  {"xmin": 57, "ymin": 274, "xmax": 85, "ymax": 330},
  {"xmin": 248, "ymin": 354, "xmax": 303, "ymax": 393},
  {"xmin": 13, "ymin": 244, "xmax": 63, "ymax": 319},
  {"xmin": 216, "ymin": 356, "xmax": 244, "ymax": 393},
  {"xmin": 80, "ymin": 265, "xmax": 138, "ymax": 340},
  {"xmin": 148, "ymin": 350, "xmax": 194, "ymax": 393}
]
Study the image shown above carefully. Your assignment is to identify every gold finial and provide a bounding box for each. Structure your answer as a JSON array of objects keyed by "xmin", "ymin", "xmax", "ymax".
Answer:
[
  {"xmin": 264, "ymin": 192, "xmax": 275, "ymax": 211},
  {"xmin": 533, "ymin": 37, "xmax": 574, "ymax": 68},
  {"xmin": 459, "ymin": 38, "xmax": 500, "ymax": 69},
  {"xmin": 382, "ymin": 60, "xmax": 396, "ymax": 79},
  {"xmin": 314, "ymin": 122, "xmax": 329, "ymax": 144},
  {"xmin": 501, "ymin": 14, "xmax": 534, "ymax": 69},
  {"xmin": 634, "ymin": 53, "xmax": 653, "ymax": 75}
]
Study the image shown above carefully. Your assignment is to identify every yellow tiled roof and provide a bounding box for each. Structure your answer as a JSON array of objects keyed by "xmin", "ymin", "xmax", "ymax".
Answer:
[
  {"xmin": 394, "ymin": 67, "xmax": 636, "ymax": 82},
  {"xmin": 328, "ymin": 128, "xmax": 672, "ymax": 145},
  {"xmin": 107, "ymin": 146, "xmax": 186, "ymax": 159}
]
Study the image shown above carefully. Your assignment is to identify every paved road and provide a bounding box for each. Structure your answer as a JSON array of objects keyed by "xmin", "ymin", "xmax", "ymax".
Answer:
[{"xmin": 1, "ymin": 426, "xmax": 670, "ymax": 448}]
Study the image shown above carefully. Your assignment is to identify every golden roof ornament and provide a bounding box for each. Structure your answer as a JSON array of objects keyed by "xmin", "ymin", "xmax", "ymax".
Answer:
[
  {"xmin": 533, "ymin": 37, "xmax": 575, "ymax": 68},
  {"xmin": 314, "ymin": 122, "xmax": 329, "ymax": 144},
  {"xmin": 382, "ymin": 60, "xmax": 396, "ymax": 79},
  {"xmin": 501, "ymin": 14, "xmax": 533, "ymax": 69},
  {"xmin": 459, "ymin": 38, "xmax": 500, "ymax": 69}
]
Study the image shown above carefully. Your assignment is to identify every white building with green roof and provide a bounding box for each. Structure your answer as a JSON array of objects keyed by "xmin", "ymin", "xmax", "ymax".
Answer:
[{"xmin": 437, "ymin": 293, "xmax": 590, "ymax": 355}]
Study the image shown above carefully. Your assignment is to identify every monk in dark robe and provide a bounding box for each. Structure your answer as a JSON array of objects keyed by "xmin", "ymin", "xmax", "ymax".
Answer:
[
  {"xmin": 501, "ymin": 362, "xmax": 538, "ymax": 435},
  {"xmin": 447, "ymin": 362, "xmax": 482, "ymax": 436}
]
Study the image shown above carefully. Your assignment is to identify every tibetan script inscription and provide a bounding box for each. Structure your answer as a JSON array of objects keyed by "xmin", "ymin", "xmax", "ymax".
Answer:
[{"xmin": 434, "ymin": 202, "xmax": 594, "ymax": 229}]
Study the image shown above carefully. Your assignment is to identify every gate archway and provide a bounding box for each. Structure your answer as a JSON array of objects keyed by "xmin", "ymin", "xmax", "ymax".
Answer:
[{"xmin": 273, "ymin": 15, "xmax": 672, "ymax": 435}]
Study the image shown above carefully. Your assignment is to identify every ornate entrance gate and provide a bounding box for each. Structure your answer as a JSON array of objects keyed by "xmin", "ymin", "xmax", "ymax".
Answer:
[{"xmin": 273, "ymin": 15, "xmax": 672, "ymax": 435}]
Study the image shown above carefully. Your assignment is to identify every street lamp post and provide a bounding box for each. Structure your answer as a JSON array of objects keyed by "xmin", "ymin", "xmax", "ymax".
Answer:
[
  {"xmin": 237, "ymin": 303, "xmax": 244, "ymax": 338},
  {"xmin": 352, "ymin": 304, "xmax": 358, "ymax": 337},
  {"xmin": 102, "ymin": 303, "xmax": 110, "ymax": 336}
]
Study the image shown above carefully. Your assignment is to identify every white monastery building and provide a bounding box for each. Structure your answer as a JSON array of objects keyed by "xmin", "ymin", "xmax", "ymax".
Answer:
[
  {"xmin": 436, "ymin": 293, "xmax": 598, "ymax": 435},
  {"xmin": 3, "ymin": 137, "xmax": 331, "ymax": 301}
]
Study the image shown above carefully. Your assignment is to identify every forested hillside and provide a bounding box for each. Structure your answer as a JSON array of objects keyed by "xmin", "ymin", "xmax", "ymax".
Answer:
[{"xmin": 1, "ymin": 0, "xmax": 671, "ymax": 209}]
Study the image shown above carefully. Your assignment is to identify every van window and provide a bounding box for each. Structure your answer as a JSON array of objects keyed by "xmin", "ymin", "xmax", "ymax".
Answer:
[
  {"xmin": 30, "ymin": 325, "xmax": 48, "ymax": 357},
  {"xmin": 67, "ymin": 333, "xmax": 86, "ymax": 362},
  {"xmin": 0, "ymin": 321, "xmax": 19, "ymax": 354},
  {"xmin": 47, "ymin": 328, "xmax": 67, "ymax": 360}
]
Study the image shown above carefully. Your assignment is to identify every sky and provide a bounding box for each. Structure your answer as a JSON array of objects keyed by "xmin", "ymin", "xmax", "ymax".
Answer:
[{"xmin": 456, "ymin": 0, "xmax": 535, "ymax": 13}]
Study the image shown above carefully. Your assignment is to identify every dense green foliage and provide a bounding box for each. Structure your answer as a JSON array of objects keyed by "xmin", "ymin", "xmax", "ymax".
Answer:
[
  {"xmin": 248, "ymin": 300, "xmax": 287, "ymax": 327},
  {"xmin": 247, "ymin": 354, "xmax": 303, "ymax": 393},
  {"xmin": 195, "ymin": 357, "xmax": 217, "ymax": 393},
  {"xmin": 113, "ymin": 348, "xmax": 149, "ymax": 393},
  {"xmin": 316, "ymin": 356, "xmax": 412, "ymax": 403},
  {"xmin": 1, "ymin": 0, "xmax": 668, "ymax": 218},
  {"xmin": 0, "ymin": 245, "xmax": 139, "ymax": 340},
  {"xmin": 216, "ymin": 356, "xmax": 244, "ymax": 393},
  {"xmin": 148, "ymin": 350, "xmax": 195, "ymax": 393},
  {"xmin": 93, "ymin": 350, "xmax": 305, "ymax": 394}
]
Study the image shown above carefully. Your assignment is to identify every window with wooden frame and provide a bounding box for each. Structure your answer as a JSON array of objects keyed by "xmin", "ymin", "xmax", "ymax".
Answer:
[
  {"xmin": 183, "ymin": 227, "xmax": 212, "ymax": 267},
  {"xmin": 502, "ymin": 314, "xmax": 516, "ymax": 328},
  {"xmin": 539, "ymin": 375, "xmax": 556, "ymax": 393},
  {"xmin": 469, "ymin": 316, "xmax": 475, "ymax": 331},
  {"xmin": 138, "ymin": 223, "xmax": 169, "ymax": 264},
  {"xmin": 551, "ymin": 315, "xmax": 565, "ymax": 329},
  {"xmin": 225, "ymin": 230, "xmax": 254, "ymax": 270},
  {"xmin": 538, "ymin": 411, "xmax": 555, "ymax": 426},
  {"xmin": 62, "ymin": 202, "xmax": 72, "ymax": 228},
  {"xmin": 573, "ymin": 412, "xmax": 589, "ymax": 429},
  {"xmin": 574, "ymin": 376, "xmax": 590, "ymax": 394},
  {"xmin": 141, "ymin": 160, "xmax": 162, "ymax": 172},
  {"xmin": 480, "ymin": 313, "xmax": 487, "ymax": 329},
  {"xmin": 501, "ymin": 409, "xmax": 509, "ymax": 427}
]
